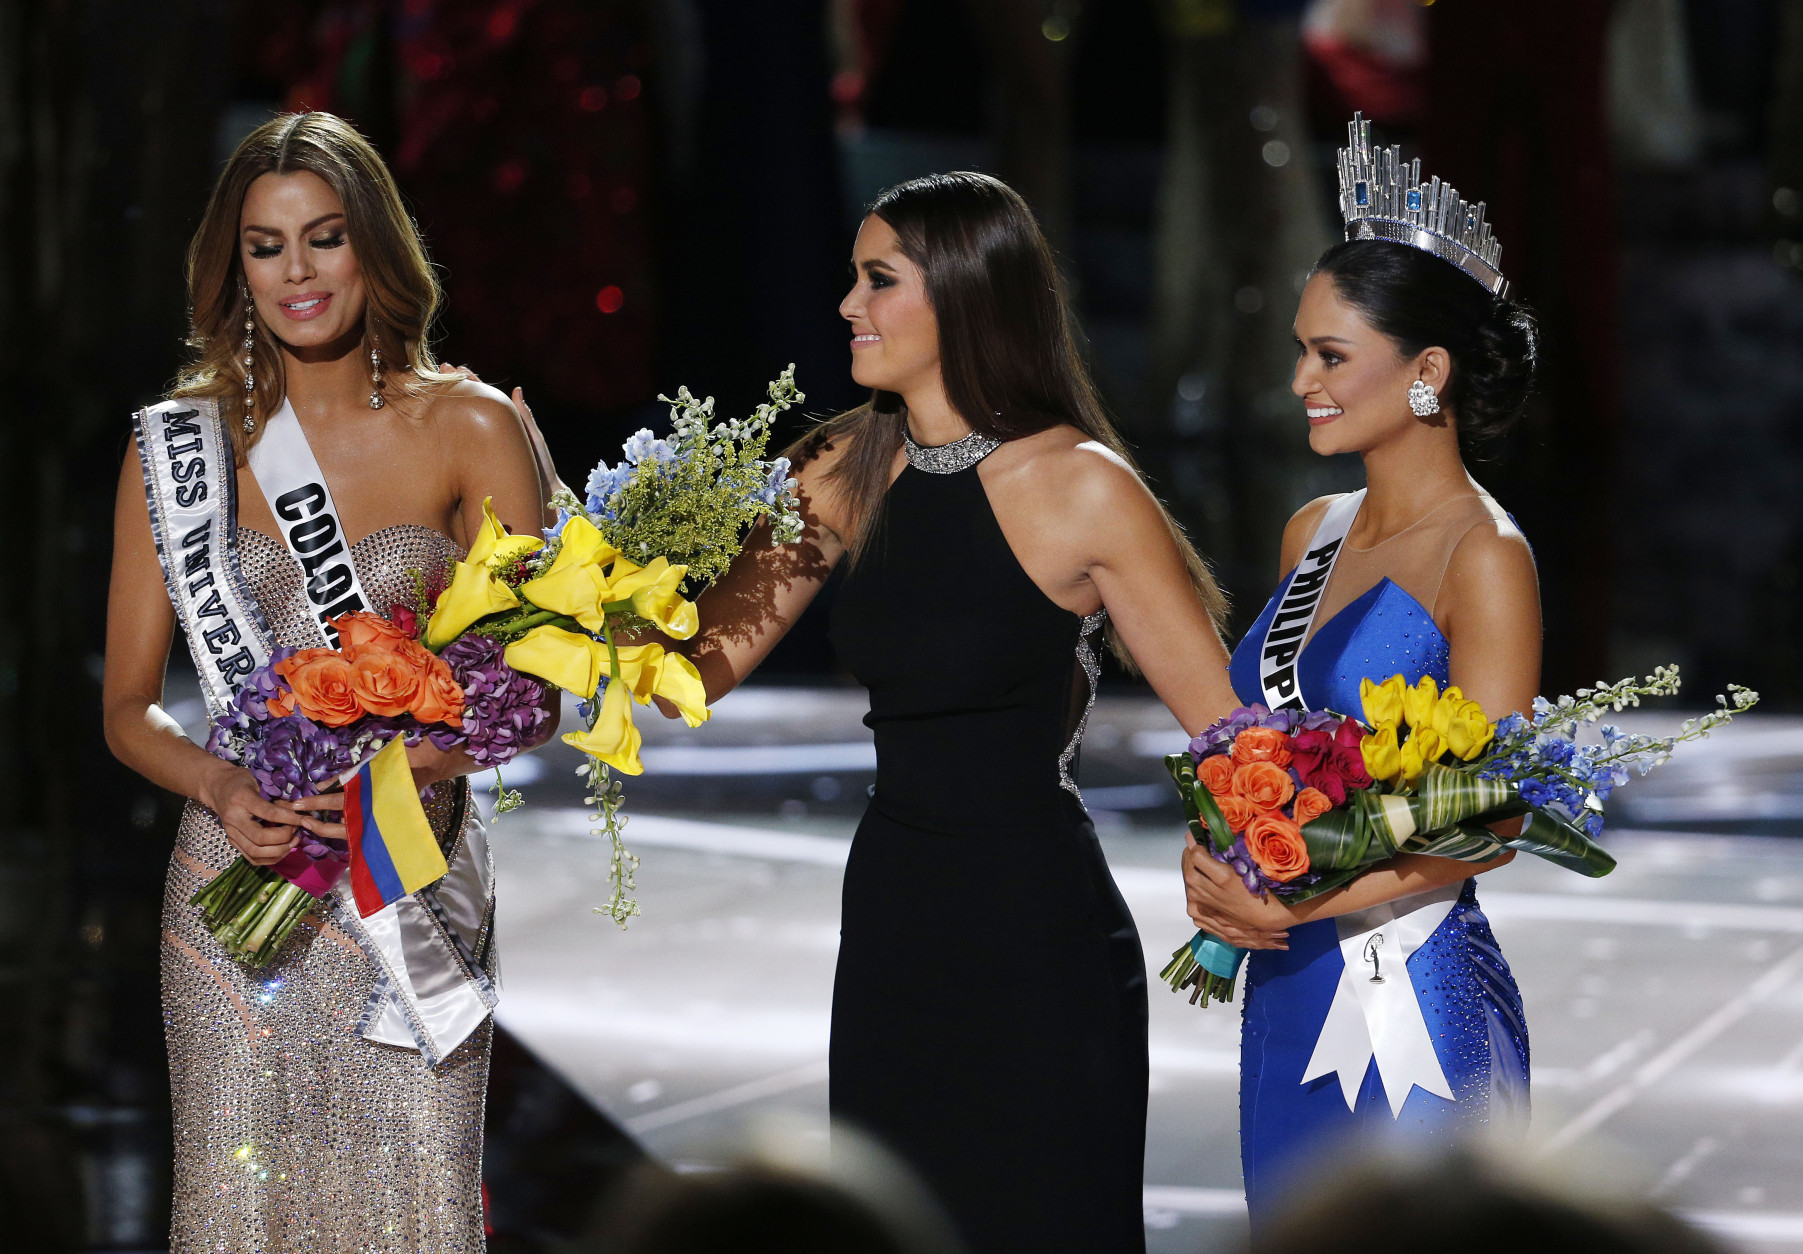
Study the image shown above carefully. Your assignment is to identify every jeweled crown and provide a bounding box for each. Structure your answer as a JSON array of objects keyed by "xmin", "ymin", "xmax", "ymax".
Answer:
[{"xmin": 1337, "ymin": 113, "xmax": 1508, "ymax": 297}]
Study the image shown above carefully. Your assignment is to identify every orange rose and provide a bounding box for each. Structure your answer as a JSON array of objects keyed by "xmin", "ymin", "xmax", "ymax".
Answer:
[
  {"xmin": 1231, "ymin": 726, "xmax": 1293, "ymax": 768},
  {"xmin": 408, "ymin": 644, "xmax": 465, "ymax": 727},
  {"xmin": 1197, "ymin": 755, "xmax": 1237, "ymax": 797},
  {"xmin": 331, "ymin": 610, "xmax": 417, "ymax": 651},
  {"xmin": 1232, "ymin": 760, "xmax": 1296, "ymax": 811},
  {"xmin": 1216, "ymin": 793, "xmax": 1259, "ymax": 832},
  {"xmin": 347, "ymin": 645, "xmax": 427, "ymax": 718},
  {"xmin": 1246, "ymin": 811, "xmax": 1310, "ymax": 882},
  {"xmin": 1292, "ymin": 786, "xmax": 1333, "ymax": 828},
  {"xmin": 275, "ymin": 649, "xmax": 363, "ymax": 726}
]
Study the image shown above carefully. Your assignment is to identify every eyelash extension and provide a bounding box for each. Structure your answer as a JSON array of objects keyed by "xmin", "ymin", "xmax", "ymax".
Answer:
[
  {"xmin": 249, "ymin": 245, "xmax": 280, "ymax": 259},
  {"xmin": 311, "ymin": 234, "xmax": 346, "ymax": 249}
]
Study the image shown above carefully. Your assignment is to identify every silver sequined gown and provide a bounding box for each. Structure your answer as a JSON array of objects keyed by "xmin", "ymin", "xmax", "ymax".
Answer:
[{"xmin": 162, "ymin": 525, "xmax": 490, "ymax": 1254}]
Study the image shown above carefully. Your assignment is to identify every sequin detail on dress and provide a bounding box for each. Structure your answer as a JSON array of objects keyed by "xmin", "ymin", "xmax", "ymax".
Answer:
[
  {"xmin": 1057, "ymin": 610, "xmax": 1107, "ymax": 798},
  {"xmin": 162, "ymin": 524, "xmax": 491, "ymax": 1254}
]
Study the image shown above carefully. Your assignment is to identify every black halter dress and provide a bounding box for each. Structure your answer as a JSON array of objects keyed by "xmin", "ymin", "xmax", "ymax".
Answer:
[{"xmin": 827, "ymin": 432, "xmax": 1148, "ymax": 1254}]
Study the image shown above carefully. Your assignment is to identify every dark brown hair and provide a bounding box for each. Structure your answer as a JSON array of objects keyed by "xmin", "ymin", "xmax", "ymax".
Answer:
[
  {"xmin": 173, "ymin": 111, "xmax": 452, "ymax": 457},
  {"xmin": 791, "ymin": 171, "xmax": 1226, "ymax": 665},
  {"xmin": 1312, "ymin": 238, "xmax": 1538, "ymax": 450}
]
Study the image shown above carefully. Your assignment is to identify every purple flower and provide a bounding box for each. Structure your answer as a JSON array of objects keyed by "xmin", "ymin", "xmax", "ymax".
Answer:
[
  {"xmin": 242, "ymin": 714, "xmax": 355, "ymax": 801},
  {"xmin": 431, "ymin": 635, "xmax": 551, "ymax": 768},
  {"xmin": 1188, "ymin": 703, "xmax": 1312, "ymax": 760}
]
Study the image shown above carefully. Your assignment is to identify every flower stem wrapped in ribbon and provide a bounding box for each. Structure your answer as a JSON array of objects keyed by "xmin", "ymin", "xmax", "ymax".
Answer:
[{"xmin": 1162, "ymin": 668, "xmax": 1759, "ymax": 1007}]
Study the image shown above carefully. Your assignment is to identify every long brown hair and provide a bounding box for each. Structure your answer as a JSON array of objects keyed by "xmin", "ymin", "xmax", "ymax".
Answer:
[
  {"xmin": 791, "ymin": 171, "xmax": 1227, "ymax": 665},
  {"xmin": 172, "ymin": 111, "xmax": 450, "ymax": 456}
]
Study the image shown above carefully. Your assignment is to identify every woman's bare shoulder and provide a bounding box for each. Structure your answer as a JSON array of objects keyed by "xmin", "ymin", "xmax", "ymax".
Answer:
[
  {"xmin": 1278, "ymin": 494, "xmax": 1346, "ymax": 572},
  {"xmin": 421, "ymin": 377, "xmax": 525, "ymax": 439},
  {"xmin": 1445, "ymin": 509, "xmax": 1537, "ymax": 588}
]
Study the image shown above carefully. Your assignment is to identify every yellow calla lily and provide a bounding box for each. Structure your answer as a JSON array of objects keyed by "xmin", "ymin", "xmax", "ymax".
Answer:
[
  {"xmin": 1402, "ymin": 675, "xmax": 1440, "ymax": 732},
  {"xmin": 624, "ymin": 561, "xmax": 698, "ymax": 640},
  {"xmin": 613, "ymin": 643, "xmax": 710, "ymax": 728},
  {"xmin": 519, "ymin": 516, "xmax": 622, "ymax": 633},
  {"xmin": 1360, "ymin": 723, "xmax": 1401, "ymax": 784},
  {"xmin": 504, "ymin": 625, "xmax": 607, "ymax": 696},
  {"xmin": 469, "ymin": 497, "xmax": 544, "ymax": 568},
  {"xmin": 563, "ymin": 680, "xmax": 643, "ymax": 775},
  {"xmin": 1360, "ymin": 674, "xmax": 1406, "ymax": 730},
  {"xmin": 426, "ymin": 560, "xmax": 521, "ymax": 648},
  {"xmin": 1439, "ymin": 698, "xmax": 1495, "ymax": 760}
]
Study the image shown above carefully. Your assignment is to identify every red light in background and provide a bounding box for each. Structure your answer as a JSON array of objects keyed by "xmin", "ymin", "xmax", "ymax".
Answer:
[
  {"xmin": 579, "ymin": 86, "xmax": 608, "ymax": 112},
  {"xmin": 596, "ymin": 286, "xmax": 624, "ymax": 314},
  {"xmin": 494, "ymin": 159, "xmax": 527, "ymax": 192},
  {"xmin": 568, "ymin": 174, "xmax": 592, "ymax": 200},
  {"xmin": 616, "ymin": 75, "xmax": 641, "ymax": 102},
  {"xmin": 487, "ymin": 8, "xmax": 516, "ymax": 40}
]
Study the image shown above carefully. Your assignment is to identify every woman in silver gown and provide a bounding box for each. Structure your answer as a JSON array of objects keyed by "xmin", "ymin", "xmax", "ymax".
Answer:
[{"xmin": 103, "ymin": 113, "xmax": 545, "ymax": 1251}]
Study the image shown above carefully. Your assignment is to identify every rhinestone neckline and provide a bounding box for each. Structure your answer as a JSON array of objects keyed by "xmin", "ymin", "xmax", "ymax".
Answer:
[{"xmin": 902, "ymin": 427, "xmax": 1002, "ymax": 474}]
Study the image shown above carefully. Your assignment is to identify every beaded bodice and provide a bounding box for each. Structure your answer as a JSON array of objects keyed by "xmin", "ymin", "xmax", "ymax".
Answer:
[{"xmin": 237, "ymin": 523, "xmax": 462, "ymax": 650}]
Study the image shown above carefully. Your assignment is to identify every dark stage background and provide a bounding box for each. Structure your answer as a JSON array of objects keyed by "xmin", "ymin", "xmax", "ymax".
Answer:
[{"xmin": 1, "ymin": 0, "xmax": 1799, "ymax": 1248}]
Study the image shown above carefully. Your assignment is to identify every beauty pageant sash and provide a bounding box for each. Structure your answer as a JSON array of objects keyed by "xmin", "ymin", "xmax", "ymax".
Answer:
[
  {"xmin": 246, "ymin": 400, "xmax": 372, "ymax": 644},
  {"xmin": 134, "ymin": 399, "xmax": 273, "ymax": 720},
  {"xmin": 243, "ymin": 399, "xmax": 496, "ymax": 1067},
  {"xmin": 138, "ymin": 396, "xmax": 495, "ymax": 1066},
  {"xmin": 1301, "ymin": 882, "xmax": 1460, "ymax": 1116},
  {"xmin": 1257, "ymin": 490, "xmax": 1364, "ymax": 710}
]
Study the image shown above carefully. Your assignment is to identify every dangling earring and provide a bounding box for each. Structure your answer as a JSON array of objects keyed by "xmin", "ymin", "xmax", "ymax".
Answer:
[
  {"xmin": 240, "ymin": 290, "xmax": 258, "ymax": 434},
  {"xmin": 369, "ymin": 343, "xmax": 385, "ymax": 410},
  {"xmin": 1407, "ymin": 379, "xmax": 1440, "ymax": 417}
]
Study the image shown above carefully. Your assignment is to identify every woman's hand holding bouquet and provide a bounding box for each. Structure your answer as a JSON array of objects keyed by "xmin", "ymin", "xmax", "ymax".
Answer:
[
  {"xmin": 194, "ymin": 368, "xmax": 806, "ymax": 964},
  {"xmin": 1162, "ymin": 668, "xmax": 1760, "ymax": 1006}
]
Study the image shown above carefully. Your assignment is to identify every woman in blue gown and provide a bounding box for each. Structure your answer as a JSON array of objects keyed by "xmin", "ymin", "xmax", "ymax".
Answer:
[{"xmin": 1182, "ymin": 122, "xmax": 1545, "ymax": 1236}]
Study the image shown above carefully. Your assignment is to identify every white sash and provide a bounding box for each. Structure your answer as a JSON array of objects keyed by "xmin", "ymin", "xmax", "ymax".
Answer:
[
  {"xmin": 138, "ymin": 395, "xmax": 495, "ymax": 1067},
  {"xmin": 133, "ymin": 399, "xmax": 274, "ymax": 719},
  {"xmin": 1302, "ymin": 882, "xmax": 1461, "ymax": 1116},
  {"xmin": 242, "ymin": 399, "xmax": 497, "ymax": 1066},
  {"xmin": 1258, "ymin": 490, "xmax": 1364, "ymax": 710},
  {"xmin": 246, "ymin": 400, "xmax": 372, "ymax": 644}
]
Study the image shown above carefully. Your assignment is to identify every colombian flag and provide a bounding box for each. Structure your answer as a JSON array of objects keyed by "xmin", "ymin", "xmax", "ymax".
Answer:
[{"xmin": 345, "ymin": 737, "xmax": 448, "ymax": 918}]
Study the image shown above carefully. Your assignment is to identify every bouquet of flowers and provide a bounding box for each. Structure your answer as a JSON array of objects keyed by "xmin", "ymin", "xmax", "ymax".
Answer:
[
  {"xmin": 196, "ymin": 368, "xmax": 804, "ymax": 963},
  {"xmin": 1162, "ymin": 667, "xmax": 1760, "ymax": 1006},
  {"xmin": 433, "ymin": 367, "xmax": 804, "ymax": 923},
  {"xmin": 197, "ymin": 606, "xmax": 551, "ymax": 964}
]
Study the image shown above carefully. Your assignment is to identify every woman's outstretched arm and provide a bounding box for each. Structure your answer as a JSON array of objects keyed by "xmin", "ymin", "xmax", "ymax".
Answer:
[{"xmin": 684, "ymin": 442, "xmax": 850, "ymax": 703}]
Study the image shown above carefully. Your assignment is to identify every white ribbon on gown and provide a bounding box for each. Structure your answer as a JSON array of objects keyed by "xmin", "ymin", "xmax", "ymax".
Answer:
[{"xmin": 1302, "ymin": 880, "xmax": 1462, "ymax": 1116}]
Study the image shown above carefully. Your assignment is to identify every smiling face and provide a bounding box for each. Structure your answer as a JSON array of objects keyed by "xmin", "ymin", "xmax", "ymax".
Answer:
[
  {"xmin": 239, "ymin": 170, "xmax": 368, "ymax": 354},
  {"xmin": 839, "ymin": 215, "xmax": 941, "ymax": 397},
  {"xmin": 1290, "ymin": 272, "xmax": 1448, "ymax": 457}
]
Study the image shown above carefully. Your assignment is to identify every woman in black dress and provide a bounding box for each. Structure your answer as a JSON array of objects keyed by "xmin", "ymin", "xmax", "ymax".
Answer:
[{"xmin": 684, "ymin": 173, "xmax": 1242, "ymax": 1252}]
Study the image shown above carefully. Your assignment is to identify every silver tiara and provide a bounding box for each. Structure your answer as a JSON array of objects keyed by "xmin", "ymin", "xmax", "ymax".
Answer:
[{"xmin": 1337, "ymin": 113, "xmax": 1507, "ymax": 297}]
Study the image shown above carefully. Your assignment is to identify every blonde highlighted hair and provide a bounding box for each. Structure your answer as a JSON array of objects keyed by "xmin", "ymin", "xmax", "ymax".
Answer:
[{"xmin": 173, "ymin": 111, "xmax": 451, "ymax": 456}]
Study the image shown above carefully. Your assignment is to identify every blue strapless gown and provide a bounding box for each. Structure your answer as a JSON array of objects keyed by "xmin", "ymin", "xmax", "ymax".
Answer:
[{"xmin": 1226, "ymin": 572, "xmax": 1530, "ymax": 1231}]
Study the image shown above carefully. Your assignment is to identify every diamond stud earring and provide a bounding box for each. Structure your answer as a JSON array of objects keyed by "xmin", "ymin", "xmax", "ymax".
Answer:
[{"xmin": 1407, "ymin": 379, "xmax": 1440, "ymax": 417}]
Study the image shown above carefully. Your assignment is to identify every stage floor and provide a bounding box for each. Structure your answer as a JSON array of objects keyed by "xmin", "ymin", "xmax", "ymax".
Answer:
[{"xmin": 458, "ymin": 685, "xmax": 1803, "ymax": 1253}]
